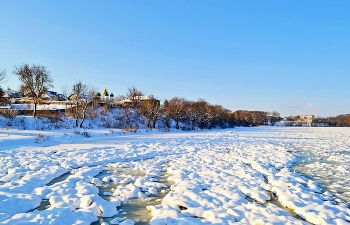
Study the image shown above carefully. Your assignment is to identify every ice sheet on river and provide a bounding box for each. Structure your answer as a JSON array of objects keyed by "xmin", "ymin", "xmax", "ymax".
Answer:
[{"xmin": 0, "ymin": 127, "xmax": 349, "ymax": 224}]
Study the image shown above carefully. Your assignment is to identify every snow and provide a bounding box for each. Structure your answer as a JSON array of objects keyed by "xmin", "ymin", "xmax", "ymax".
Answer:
[
  {"xmin": 9, "ymin": 103, "xmax": 72, "ymax": 110},
  {"xmin": 0, "ymin": 126, "xmax": 349, "ymax": 224}
]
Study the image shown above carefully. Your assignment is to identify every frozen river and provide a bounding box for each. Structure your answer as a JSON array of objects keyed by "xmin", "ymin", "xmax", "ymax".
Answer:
[
  {"xmin": 0, "ymin": 127, "xmax": 349, "ymax": 224},
  {"xmin": 292, "ymin": 130, "xmax": 350, "ymax": 206}
]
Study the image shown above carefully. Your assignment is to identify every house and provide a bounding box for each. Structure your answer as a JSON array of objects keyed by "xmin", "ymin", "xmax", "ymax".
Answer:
[
  {"xmin": 5, "ymin": 90, "xmax": 65, "ymax": 102},
  {"xmin": 68, "ymin": 94, "xmax": 89, "ymax": 101},
  {"xmin": 42, "ymin": 91, "xmax": 66, "ymax": 101},
  {"xmin": 2, "ymin": 90, "xmax": 23, "ymax": 99},
  {"xmin": 2, "ymin": 91, "xmax": 11, "ymax": 98},
  {"xmin": 114, "ymin": 95, "xmax": 160, "ymax": 107}
]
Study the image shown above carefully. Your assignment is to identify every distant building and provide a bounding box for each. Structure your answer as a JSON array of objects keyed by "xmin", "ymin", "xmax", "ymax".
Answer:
[
  {"xmin": 298, "ymin": 115, "xmax": 315, "ymax": 124},
  {"xmin": 114, "ymin": 95, "xmax": 160, "ymax": 107},
  {"xmin": 102, "ymin": 87, "xmax": 109, "ymax": 98}
]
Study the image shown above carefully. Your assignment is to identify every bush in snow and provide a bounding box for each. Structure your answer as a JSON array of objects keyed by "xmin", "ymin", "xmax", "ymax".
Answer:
[
  {"xmin": 35, "ymin": 133, "xmax": 48, "ymax": 143},
  {"xmin": 81, "ymin": 131, "xmax": 91, "ymax": 138}
]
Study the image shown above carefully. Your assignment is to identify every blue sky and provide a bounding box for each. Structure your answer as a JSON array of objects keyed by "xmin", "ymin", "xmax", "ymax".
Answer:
[{"xmin": 1, "ymin": 1, "xmax": 349, "ymax": 117}]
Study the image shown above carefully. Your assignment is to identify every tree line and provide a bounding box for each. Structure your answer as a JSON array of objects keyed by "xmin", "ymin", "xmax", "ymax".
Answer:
[
  {"xmin": 283, "ymin": 114, "xmax": 350, "ymax": 127},
  {"xmin": 312, "ymin": 115, "xmax": 350, "ymax": 127},
  {"xmin": 2, "ymin": 64, "xmax": 348, "ymax": 130}
]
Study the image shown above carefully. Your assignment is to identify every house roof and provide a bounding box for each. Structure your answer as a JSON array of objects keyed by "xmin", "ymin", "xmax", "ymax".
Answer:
[
  {"xmin": 123, "ymin": 99, "xmax": 133, "ymax": 103},
  {"xmin": 134, "ymin": 95, "xmax": 158, "ymax": 101},
  {"xmin": 5, "ymin": 90, "xmax": 13, "ymax": 96},
  {"xmin": 43, "ymin": 91, "xmax": 65, "ymax": 99},
  {"xmin": 3, "ymin": 90, "xmax": 23, "ymax": 98},
  {"xmin": 68, "ymin": 93, "xmax": 89, "ymax": 100}
]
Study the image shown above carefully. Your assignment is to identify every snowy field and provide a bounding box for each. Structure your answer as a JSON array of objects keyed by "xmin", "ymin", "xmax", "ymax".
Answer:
[{"xmin": 0, "ymin": 127, "xmax": 349, "ymax": 225}]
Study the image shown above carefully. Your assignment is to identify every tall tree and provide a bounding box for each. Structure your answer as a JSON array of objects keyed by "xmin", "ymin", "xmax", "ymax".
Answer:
[
  {"xmin": 78, "ymin": 84, "xmax": 98, "ymax": 128},
  {"xmin": 269, "ymin": 111, "xmax": 281, "ymax": 126},
  {"xmin": 13, "ymin": 64, "xmax": 53, "ymax": 117},
  {"xmin": 126, "ymin": 86, "xmax": 143, "ymax": 110},
  {"xmin": 115, "ymin": 87, "xmax": 144, "ymax": 129},
  {"xmin": 207, "ymin": 104, "xmax": 229, "ymax": 128},
  {"xmin": 69, "ymin": 81, "xmax": 97, "ymax": 128},
  {"xmin": 194, "ymin": 99, "xmax": 210, "ymax": 129},
  {"xmin": 0, "ymin": 69, "xmax": 7, "ymax": 105},
  {"xmin": 68, "ymin": 82, "xmax": 85, "ymax": 127},
  {"xmin": 139, "ymin": 98, "xmax": 160, "ymax": 130},
  {"xmin": 185, "ymin": 100, "xmax": 197, "ymax": 130},
  {"xmin": 160, "ymin": 99, "xmax": 172, "ymax": 130},
  {"xmin": 167, "ymin": 97, "xmax": 187, "ymax": 129}
]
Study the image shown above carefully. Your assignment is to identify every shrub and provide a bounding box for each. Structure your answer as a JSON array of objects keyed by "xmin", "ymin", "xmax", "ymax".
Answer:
[
  {"xmin": 81, "ymin": 131, "xmax": 91, "ymax": 138},
  {"xmin": 35, "ymin": 133, "xmax": 48, "ymax": 143},
  {"xmin": 122, "ymin": 126, "xmax": 132, "ymax": 133},
  {"xmin": 133, "ymin": 124, "xmax": 139, "ymax": 133}
]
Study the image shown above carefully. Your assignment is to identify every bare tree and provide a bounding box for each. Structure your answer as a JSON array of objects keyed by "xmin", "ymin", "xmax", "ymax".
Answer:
[
  {"xmin": 0, "ymin": 69, "xmax": 7, "ymax": 105},
  {"xmin": 207, "ymin": 104, "xmax": 229, "ymax": 128},
  {"xmin": 179, "ymin": 99, "xmax": 230, "ymax": 130},
  {"xmin": 61, "ymin": 84, "xmax": 70, "ymax": 118},
  {"xmin": 68, "ymin": 82, "xmax": 85, "ymax": 127},
  {"xmin": 61, "ymin": 84, "xmax": 70, "ymax": 100},
  {"xmin": 127, "ymin": 86, "xmax": 143, "ymax": 99},
  {"xmin": 126, "ymin": 86, "xmax": 143, "ymax": 110},
  {"xmin": 269, "ymin": 111, "xmax": 281, "ymax": 126},
  {"xmin": 184, "ymin": 99, "xmax": 208, "ymax": 130},
  {"xmin": 232, "ymin": 110, "xmax": 253, "ymax": 126},
  {"xmin": 139, "ymin": 98, "xmax": 160, "ymax": 130},
  {"xmin": 114, "ymin": 87, "xmax": 145, "ymax": 129},
  {"xmin": 226, "ymin": 111, "xmax": 236, "ymax": 128},
  {"xmin": 185, "ymin": 100, "xmax": 197, "ymax": 130},
  {"xmin": 151, "ymin": 100, "xmax": 161, "ymax": 129},
  {"xmin": 119, "ymin": 104, "xmax": 135, "ymax": 128},
  {"xmin": 79, "ymin": 85, "xmax": 98, "ymax": 128},
  {"xmin": 167, "ymin": 97, "xmax": 187, "ymax": 129},
  {"xmin": 0, "ymin": 70, "xmax": 6, "ymax": 82},
  {"xmin": 160, "ymin": 99, "xmax": 172, "ymax": 130},
  {"xmin": 249, "ymin": 111, "xmax": 267, "ymax": 126},
  {"xmin": 194, "ymin": 99, "xmax": 210, "ymax": 129},
  {"xmin": 232, "ymin": 110, "xmax": 273, "ymax": 127},
  {"xmin": 13, "ymin": 64, "xmax": 53, "ymax": 117},
  {"xmin": 68, "ymin": 82, "xmax": 98, "ymax": 128}
]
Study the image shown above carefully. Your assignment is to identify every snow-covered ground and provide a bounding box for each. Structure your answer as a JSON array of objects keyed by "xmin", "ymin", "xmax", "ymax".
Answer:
[{"xmin": 0, "ymin": 127, "xmax": 349, "ymax": 225}]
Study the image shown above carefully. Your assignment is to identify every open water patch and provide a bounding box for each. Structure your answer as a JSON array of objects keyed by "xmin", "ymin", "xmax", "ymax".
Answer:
[
  {"xmin": 47, "ymin": 171, "xmax": 71, "ymax": 186},
  {"xmin": 27, "ymin": 172, "xmax": 72, "ymax": 212},
  {"xmin": 92, "ymin": 166, "xmax": 173, "ymax": 225},
  {"xmin": 246, "ymin": 175, "xmax": 310, "ymax": 224},
  {"xmin": 293, "ymin": 148, "xmax": 350, "ymax": 207}
]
